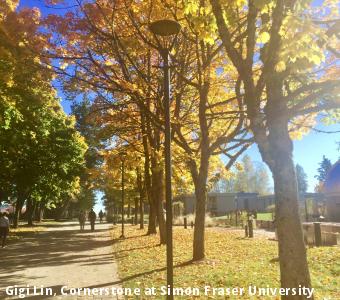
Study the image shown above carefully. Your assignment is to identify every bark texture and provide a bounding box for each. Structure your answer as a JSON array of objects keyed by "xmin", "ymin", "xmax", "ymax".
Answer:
[{"xmin": 152, "ymin": 163, "xmax": 166, "ymax": 244}]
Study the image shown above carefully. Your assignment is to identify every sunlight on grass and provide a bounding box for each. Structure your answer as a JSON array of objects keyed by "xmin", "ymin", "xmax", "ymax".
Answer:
[
  {"xmin": 256, "ymin": 213, "xmax": 273, "ymax": 221},
  {"xmin": 10, "ymin": 226, "xmax": 46, "ymax": 233},
  {"xmin": 8, "ymin": 226, "xmax": 46, "ymax": 241},
  {"xmin": 112, "ymin": 226, "xmax": 339, "ymax": 299}
]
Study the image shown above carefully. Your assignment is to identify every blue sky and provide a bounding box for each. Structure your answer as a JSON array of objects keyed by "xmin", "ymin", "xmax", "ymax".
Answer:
[
  {"xmin": 19, "ymin": 0, "xmax": 340, "ymax": 196},
  {"xmin": 244, "ymin": 124, "xmax": 339, "ymax": 191}
]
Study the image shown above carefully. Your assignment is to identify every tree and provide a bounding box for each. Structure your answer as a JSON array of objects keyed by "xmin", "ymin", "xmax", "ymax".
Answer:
[
  {"xmin": 209, "ymin": 0, "xmax": 339, "ymax": 296},
  {"xmin": 315, "ymin": 156, "xmax": 332, "ymax": 183},
  {"xmin": 43, "ymin": 0, "xmax": 249, "ymax": 254},
  {"xmin": 234, "ymin": 155, "xmax": 255, "ymax": 192},
  {"xmin": 0, "ymin": 2, "xmax": 87, "ymax": 227},
  {"xmin": 296, "ymin": 164, "xmax": 308, "ymax": 194},
  {"xmin": 234, "ymin": 155, "xmax": 271, "ymax": 195},
  {"xmin": 71, "ymin": 99, "xmax": 102, "ymax": 211},
  {"xmin": 44, "ymin": 1, "xmax": 170, "ymax": 243},
  {"xmin": 159, "ymin": 4, "xmax": 250, "ymax": 260},
  {"xmin": 0, "ymin": 1, "xmax": 49, "ymax": 203}
]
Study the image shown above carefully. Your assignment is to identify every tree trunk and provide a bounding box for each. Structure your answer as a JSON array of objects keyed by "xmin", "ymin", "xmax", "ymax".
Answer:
[
  {"xmin": 134, "ymin": 197, "xmax": 138, "ymax": 225},
  {"xmin": 192, "ymin": 84, "xmax": 210, "ymax": 261},
  {"xmin": 147, "ymin": 199, "xmax": 157, "ymax": 234},
  {"xmin": 113, "ymin": 204, "xmax": 117, "ymax": 224},
  {"xmin": 192, "ymin": 176, "xmax": 208, "ymax": 261},
  {"xmin": 26, "ymin": 198, "xmax": 35, "ymax": 226},
  {"xmin": 13, "ymin": 203, "xmax": 21, "ymax": 228},
  {"xmin": 137, "ymin": 167, "xmax": 145, "ymax": 229},
  {"xmin": 35, "ymin": 202, "xmax": 44, "ymax": 222},
  {"xmin": 140, "ymin": 196, "xmax": 144, "ymax": 229},
  {"xmin": 260, "ymin": 70, "xmax": 312, "ymax": 298},
  {"xmin": 13, "ymin": 196, "xmax": 25, "ymax": 228},
  {"xmin": 272, "ymin": 157, "xmax": 312, "ymax": 299},
  {"xmin": 140, "ymin": 111, "xmax": 156, "ymax": 234},
  {"xmin": 152, "ymin": 167, "xmax": 166, "ymax": 244},
  {"xmin": 262, "ymin": 118, "xmax": 312, "ymax": 299}
]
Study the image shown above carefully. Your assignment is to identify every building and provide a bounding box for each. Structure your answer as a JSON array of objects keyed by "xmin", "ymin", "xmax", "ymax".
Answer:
[
  {"xmin": 174, "ymin": 192, "xmax": 327, "ymax": 219},
  {"xmin": 323, "ymin": 161, "xmax": 340, "ymax": 222},
  {"xmin": 174, "ymin": 192, "xmax": 258, "ymax": 216},
  {"xmin": 257, "ymin": 195, "xmax": 275, "ymax": 212}
]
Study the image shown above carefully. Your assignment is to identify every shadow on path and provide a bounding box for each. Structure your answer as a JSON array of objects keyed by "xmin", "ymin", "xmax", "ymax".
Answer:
[{"xmin": 0, "ymin": 222, "xmax": 120, "ymax": 299}]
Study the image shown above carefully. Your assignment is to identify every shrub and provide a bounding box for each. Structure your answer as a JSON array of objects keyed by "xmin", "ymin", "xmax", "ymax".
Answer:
[{"xmin": 173, "ymin": 214, "xmax": 217, "ymax": 227}]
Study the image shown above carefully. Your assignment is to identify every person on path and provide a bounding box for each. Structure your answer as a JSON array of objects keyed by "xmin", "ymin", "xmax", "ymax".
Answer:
[
  {"xmin": 0, "ymin": 212, "xmax": 10, "ymax": 248},
  {"xmin": 98, "ymin": 210, "xmax": 104, "ymax": 223},
  {"xmin": 88, "ymin": 209, "xmax": 96, "ymax": 231},
  {"xmin": 78, "ymin": 210, "xmax": 86, "ymax": 231}
]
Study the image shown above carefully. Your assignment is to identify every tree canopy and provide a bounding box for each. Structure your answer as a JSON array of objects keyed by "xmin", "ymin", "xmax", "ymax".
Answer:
[
  {"xmin": 2, "ymin": 0, "xmax": 339, "ymax": 296},
  {"xmin": 0, "ymin": 1, "xmax": 87, "ymax": 225}
]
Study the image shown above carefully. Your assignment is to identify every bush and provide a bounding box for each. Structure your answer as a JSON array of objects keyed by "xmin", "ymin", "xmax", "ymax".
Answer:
[{"xmin": 173, "ymin": 214, "xmax": 217, "ymax": 227}]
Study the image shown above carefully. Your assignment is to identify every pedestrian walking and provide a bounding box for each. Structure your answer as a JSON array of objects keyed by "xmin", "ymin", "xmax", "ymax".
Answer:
[
  {"xmin": 78, "ymin": 210, "xmax": 86, "ymax": 230},
  {"xmin": 0, "ymin": 212, "xmax": 10, "ymax": 248},
  {"xmin": 88, "ymin": 209, "xmax": 96, "ymax": 231},
  {"xmin": 99, "ymin": 210, "xmax": 104, "ymax": 223}
]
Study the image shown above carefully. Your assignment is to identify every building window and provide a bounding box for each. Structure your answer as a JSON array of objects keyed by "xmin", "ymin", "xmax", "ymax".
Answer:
[{"xmin": 208, "ymin": 196, "xmax": 217, "ymax": 214}]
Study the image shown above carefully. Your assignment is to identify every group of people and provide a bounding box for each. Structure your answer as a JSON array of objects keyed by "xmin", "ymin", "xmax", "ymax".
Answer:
[
  {"xmin": 78, "ymin": 209, "xmax": 105, "ymax": 231},
  {"xmin": 0, "ymin": 208, "xmax": 105, "ymax": 248},
  {"xmin": 0, "ymin": 212, "xmax": 10, "ymax": 248}
]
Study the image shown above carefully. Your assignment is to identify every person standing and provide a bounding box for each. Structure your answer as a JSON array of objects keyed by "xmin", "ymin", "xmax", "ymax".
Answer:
[
  {"xmin": 98, "ymin": 210, "xmax": 104, "ymax": 223},
  {"xmin": 88, "ymin": 209, "xmax": 96, "ymax": 231},
  {"xmin": 0, "ymin": 212, "xmax": 10, "ymax": 248},
  {"xmin": 78, "ymin": 210, "xmax": 86, "ymax": 231}
]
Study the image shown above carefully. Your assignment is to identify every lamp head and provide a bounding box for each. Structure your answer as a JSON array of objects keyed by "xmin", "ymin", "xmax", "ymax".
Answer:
[{"xmin": 149, "ymin": 19, "xmax": 181, "ymax": 37}]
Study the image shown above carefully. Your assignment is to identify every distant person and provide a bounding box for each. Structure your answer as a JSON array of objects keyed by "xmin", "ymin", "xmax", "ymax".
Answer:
[
  {"xmin": 99, "ymin": 210, "xmax": 104, "ymax": 223},
  {"xmin": 88, "ymin": 209, "xmax": 97, "ymax": 231},
  {"xmin": 0, "ymin": 212, "xmax": 10, "ymax": 248},
  {"xmin": 253, "ymin": 210, "xmax": 257, "ymax": 220},
  {"xmin": 78, "ymin": 210, "xmax": 86, "ymax": 231}
]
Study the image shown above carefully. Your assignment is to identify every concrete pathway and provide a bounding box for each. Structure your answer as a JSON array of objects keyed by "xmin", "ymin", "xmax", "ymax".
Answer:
[{"xmin": 0, "ymin": 222, "xmax": 121, "ymax": 300}]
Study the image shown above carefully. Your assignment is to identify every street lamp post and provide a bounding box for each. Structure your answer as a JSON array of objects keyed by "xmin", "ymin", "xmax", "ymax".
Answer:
[
  {"xmin": 149, "ymin": 19, "xmax": 181, "ymax": 300},
  {"xmin": 119, "ymin": 150, "xmax": 127, "ymax": 238}
]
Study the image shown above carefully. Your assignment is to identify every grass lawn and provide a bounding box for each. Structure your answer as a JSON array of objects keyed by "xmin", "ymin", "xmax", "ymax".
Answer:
[
  {"xmin": 256, "ymin": 213, "xmax": 273, "ymax": 221},
  {"xmin": 112, "ymin": 226, "xmax": 339, "ymax": 299},
  {"xmin": 8, "ymin": 222, "xmax": 50, "ymax": 241}
]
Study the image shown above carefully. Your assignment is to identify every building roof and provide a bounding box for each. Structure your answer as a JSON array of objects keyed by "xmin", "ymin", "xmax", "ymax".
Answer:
[{"xmin": 323, "ymin": 160, "xmax": 340, "ymax": 194}]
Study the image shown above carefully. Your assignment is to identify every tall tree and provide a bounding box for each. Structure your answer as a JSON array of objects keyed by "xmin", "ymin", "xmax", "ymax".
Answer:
[
  {"xmin": 315, "ymin": 156, "xmax": 332, "ymax": 183},
  {"xmin": 234, "ymin": 155, "xmax": 270, "ymax": 195},
  {"xmin": 209, "ymin": 0, "xmax": 339, "ymax": 297},
  {"xmin": 71, "ymin": 99, "xmax": 101, "ymax": 210},
  {"xmin": 0, "ymin": 2, "xmax": 87, "ymax": 226},
  {"xmin": 43, "ymin": 0, "xmax": 250, "ymax": 254},
  {"xmin": 296, "ymin": 164, "xmax": 308, "ymax": 194}
]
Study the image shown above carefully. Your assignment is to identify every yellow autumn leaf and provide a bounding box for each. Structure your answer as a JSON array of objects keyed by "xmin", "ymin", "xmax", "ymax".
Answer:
[
  {"xmin": 258, "ymin": 31, "xmax": 270, "ymax": 44},
  {"xmin": 275, "ymin": 61, "xmax": 286, "ymax": 72}
]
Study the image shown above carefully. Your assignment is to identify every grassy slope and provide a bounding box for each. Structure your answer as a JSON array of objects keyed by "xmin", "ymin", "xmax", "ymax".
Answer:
[{"xmin": 112, "ymin": 226, "xmax": 339, "ymax": 299}]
